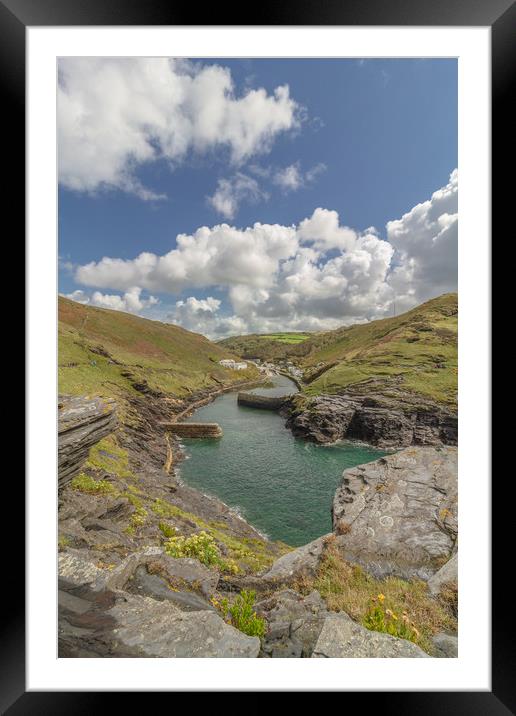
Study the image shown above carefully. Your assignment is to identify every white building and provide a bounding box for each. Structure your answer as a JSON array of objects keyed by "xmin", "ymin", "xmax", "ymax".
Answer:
[{"xmin": 219, "ymin": 359, "xmax": 248, "ymax": 370}]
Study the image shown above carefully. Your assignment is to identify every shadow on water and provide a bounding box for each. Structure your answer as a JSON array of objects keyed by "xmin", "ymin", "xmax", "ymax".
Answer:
[{"xmin": 180, "ymin": 374, "xmax": 386, "ymax": 546}]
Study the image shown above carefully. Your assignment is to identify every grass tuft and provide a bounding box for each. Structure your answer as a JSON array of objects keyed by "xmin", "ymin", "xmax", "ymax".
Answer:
[
  {"xmin": 295, "ymin": 537, "xmax": 456, "ymax": 654},
  {"xmin": 71, "ymin": 472, "xmax": 115, "ymax": 495},
  {"xmin": 215, "ymin": 590, "xmax": 267, "ymax": 637}
]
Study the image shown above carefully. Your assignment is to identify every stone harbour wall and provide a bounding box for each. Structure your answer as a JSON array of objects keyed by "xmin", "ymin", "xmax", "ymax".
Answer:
[
  {"xmin": 161, "ymin": 422, "xmax": 223, "ymax": 438},
  {"xmin": 237, "ymin": 392, "xmax": 289, "ymax": 410}
]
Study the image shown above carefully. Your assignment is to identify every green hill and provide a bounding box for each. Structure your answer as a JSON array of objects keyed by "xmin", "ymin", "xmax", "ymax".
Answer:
[
  {"xmin": 219, "ymin": 331, "xmax": 311, "ymax": 361},
  {"xmin": 220, "ymin": 294, "xmax": 458, "ymax": 408},
  {"xmin": 301, "ymin": 293, "xmax": 457, "ymax": 406},
  {"xmin": 58, "ymin": 296, "xmax": 260, "ymax": 403}
]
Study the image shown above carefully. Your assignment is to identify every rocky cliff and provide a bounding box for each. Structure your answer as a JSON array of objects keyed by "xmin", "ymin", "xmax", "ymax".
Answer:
[
  {"xmin": 284, "ymin": 389, "xmax": 457, "ymax": 448},
  {"xmin": 58, "ymin": 395, "xmax": 118, "ymax": 489}
]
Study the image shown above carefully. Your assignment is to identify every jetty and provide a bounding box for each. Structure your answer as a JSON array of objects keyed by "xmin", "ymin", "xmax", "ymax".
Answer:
[
  {"xmin": 159, "ymin": 422, "xmax": 223, "ymax": 438},
  {"xmin": 237, "ymin": 392, "xmax": 291, "ymax": 410}
]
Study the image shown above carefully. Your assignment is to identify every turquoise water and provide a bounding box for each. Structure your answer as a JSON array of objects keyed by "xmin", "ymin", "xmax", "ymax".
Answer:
[{"xmin": 180, "ymin": 375, "xmax": 386, "ymax": 546}]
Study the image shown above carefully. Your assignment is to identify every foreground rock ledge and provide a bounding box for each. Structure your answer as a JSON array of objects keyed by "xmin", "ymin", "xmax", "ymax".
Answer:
[
  {"xmin": 58, "ymin": 550, "xmax": 259, "ymax": 658},
  {"xmin": 312, "ymin": 613, "xmax": 429, "ymax": 658},
  {"xmin": 332, "ymin": 446, "xmax": 458, "ymax": 580}
]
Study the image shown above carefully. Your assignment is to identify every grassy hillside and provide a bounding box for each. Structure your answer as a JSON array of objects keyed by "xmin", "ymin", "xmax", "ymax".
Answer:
[
  {"xmin": 219, "ymin": 331, "xmax": 311, "ymax": 361},
  {"xmin": 58, "ymin": 296, "xmax": 260, "ymax": 402},
  {"xmin": 221, "ymin": 294, "xmax": 458, "ymax": 407},
  {"xmin": 302, "ymin": 293, "xmax": 458, "ymax": 406}
]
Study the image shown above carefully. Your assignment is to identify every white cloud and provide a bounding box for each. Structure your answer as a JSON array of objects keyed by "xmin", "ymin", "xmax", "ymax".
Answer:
[
  {"xmin": 71, "ymin": 171, "xmax": 458, "ymax": 336},
  {"xmin": 273, "ymin": 163, "xmax": 303, "ymax": 191},
  {"xmin": 387, "ymin": 168, "xmax": 458, "ymax": 312},
  {"xmin": 64, "ymin": 289, "xmax": 89, "ymax": 304},
  {"xmin": 207, "ymin": 162, "xmax": 326, "ymax": 219},
  {"xmin": 171, "ymin": 296, "xmax": 221, "ymax": 334},
  {"xmin": 207, "ymin": 173, "xmax": 268, "ymax": 219},
  {"xmin": 58, "ymin": 58, "xmax": 300, "ymax": 198},
  {"xmin": 75, "ymin": 222, "xmax": 299, "ymax": 294},
  {"xmin": 298, "ymin": 208, "xmax": 356, "ymax": 251},
  {"xmin": 64, "ymin": 287, "xmax": 159, "ymax": 314},
  {"xmin": 273, "ymin": 162, "xmax": 327, "ymax": 192}
]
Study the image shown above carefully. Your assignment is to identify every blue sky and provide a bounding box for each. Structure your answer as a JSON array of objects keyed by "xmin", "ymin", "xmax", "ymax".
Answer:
[{"xmin": 59, "ymin": 58, "xmax": 457, "ymax": 337}]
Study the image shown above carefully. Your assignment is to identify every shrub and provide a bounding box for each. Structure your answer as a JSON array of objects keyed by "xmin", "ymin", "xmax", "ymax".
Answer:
[
  {"xmin": 159, "ymin": 521, "xmax": 177, "ymax": 538},
  {"xmin": 164, "ymin": 531, "xmax": 241, "ymax": 574},
  {"xmin": 129, "ymin": 506, "xmax": 147, "ymax": 530},
  {"xmin": 218, "ymin": 590, "xmax": 266, "ymax": 637},
  {"xmin": 164, "ymin": 531, "xmax": 220, "ymax": 566},
  {"xmin": 71, "ymin": 472, "xmax": 115, "ymax": 495}
]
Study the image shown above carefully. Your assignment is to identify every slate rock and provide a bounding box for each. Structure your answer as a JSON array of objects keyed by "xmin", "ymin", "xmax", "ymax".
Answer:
[
  {"xmin": 286, "ymin": 392, "xmax": 457, "ymax": 448},
  {"xmin": 332, "ymin": 447, "xmax": 457, "ymax": 579},
  {"xmin": 58, "ymin": 551, "xmax": 103, "ymax": 586},
  {"xmin": 108, "ymin": 595, "xmax": 260, "ymax": 657},
  {"xmin": 126, "ymin": 565, "xmax": 216, "ymax": 612},
  {"xmin": 263, "ymin": 536, "xmax": 327, "ymax": 581},
  {"xmin": 312, "ymin": 613, "xmax": 429, "ymax": 658},
  {"xmin": 431, "ymin": 633, "xmax": 458, "ymax": 658},
  {"xmin": 58, "ymin": 394, "xmax": 117, "ymax": 488},
  {"xmin": 427, "ymin": 553, "xmax": 458, "ymax": 596}
]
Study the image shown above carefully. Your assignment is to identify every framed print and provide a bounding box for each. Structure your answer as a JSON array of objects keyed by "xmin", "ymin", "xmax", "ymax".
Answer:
[{"xmin": 6, "ymin": 0, "xmax": 507, "ymax": 709}]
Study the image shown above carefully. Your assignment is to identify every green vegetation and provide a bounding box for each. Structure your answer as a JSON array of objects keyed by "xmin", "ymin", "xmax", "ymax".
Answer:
[
  {"xmin": 85, "ymin": 435, "xmax": 133, "ymax": 479},
  {"xmin": 58, "ymin": 535, "xmax": 71, "ymax": 550},
  {"xmin": 158, "ymin": 521, "xmax": 177, "ymax": 538},
  {"xmin": 151, "ymin": 497, "xmax": 286, "ymax": 574},
  {"xmin": 363, "ymin": 594, "xmax": 423, "ymax": 645},
  {"xmin": 296, "ymin": 536, "xmax": 457, "ymax": 654},
  {"xmin": 164, "ymin": 531, "xmax": 240, "ymax": 574},
  {"xmin": 58, "ymin": 296, "xmax": 260, "ymax": 401},
  {"xmin": 259, "ymin": 332, "xmax": 311, "ymax": 344},
  {"xmin": 216, "ymin": 590, "xmax": 267, "ymax": 638},
  {"xmin": 302, "ymin": 293, "xmax": 457, "ymax": 405},
  {"xmin": 219, "ymin": 331, "xmax": 312, "ymax": 361},
  {"xmin": 164, "ymin": 531, "xmax": 220, "ymax": 565},
  {"xmin": 220, "ymin": 293, "xmax": 457, "ymax": 407},
  {"xmin": 71, "ymin": 472, "xmax": 115, "ymax": 495}
]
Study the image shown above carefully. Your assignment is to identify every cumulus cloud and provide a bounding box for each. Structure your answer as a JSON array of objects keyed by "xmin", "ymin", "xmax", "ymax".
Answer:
[
  {"xmin": 386, "ymin": 169, "xmax": 458, "ymax": 312},
  {"xmin": 207, "ymin": 173, "xmax": 268, "ymax": 219},
  {"xmin": 75, "ymin": 222, "xmax": 299, "ymax": 294},
  {"xmin": 298, "ymin": 208, "xmax": 356, "ymax": 251},
  {"xmin": 58, "ymin": 58, "xmax": 300, "ymax": 198},
  {"xmin": 69, "ymin": 170, "xmax": 458, "ymax": 335},
  {"xmin": 64, "ymin": 287, "xmax": 159, "ymax": 314},
  {"xmin": 171, "ymin": 296, "xmax": 222, "ymax": 334}
]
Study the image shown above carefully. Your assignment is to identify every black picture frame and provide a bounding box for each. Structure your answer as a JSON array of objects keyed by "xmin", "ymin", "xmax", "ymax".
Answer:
[{"xmin": 7, "ymin": 0, "xmax": 505, "ymax": 710}]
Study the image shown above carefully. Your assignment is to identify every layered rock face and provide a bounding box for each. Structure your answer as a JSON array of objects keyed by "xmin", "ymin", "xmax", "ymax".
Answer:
[
  {"xmin": 58, "ymin": 550, "xmax": 259, "ymax": 658},
  {"xmin": 332, "ymin": 447, "xmax": 458, "ymax": 580},
  {"xmin": 285, "ymin": 393, "xmax": 457, "ymax": 448},
  {"xmin": 58, "ymin": 395, "xmax": 118, "ymax": 488}
]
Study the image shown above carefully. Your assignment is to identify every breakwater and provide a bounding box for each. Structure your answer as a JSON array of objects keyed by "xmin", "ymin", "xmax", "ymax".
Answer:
[
  {"xmin": 160, "ymin": 422, "xmax": 223, "ymax": 438},
  {"xmin": 237, "ymin": 392, "xmax": 290, "ymax": 410}
]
